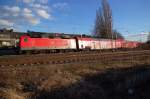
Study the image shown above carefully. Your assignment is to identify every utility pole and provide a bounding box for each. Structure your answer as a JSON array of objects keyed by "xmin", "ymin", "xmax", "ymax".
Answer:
[
  {"xmin": 148, "ymin": 32, "xmax": 150, "ymax": 42},
  {"xmin": 115, "ymin": 32, "xmax": 117, "ymax": 50},
  {"xmin": 140, "ymin": 31, "xmax": 144, "ymax": 42}
]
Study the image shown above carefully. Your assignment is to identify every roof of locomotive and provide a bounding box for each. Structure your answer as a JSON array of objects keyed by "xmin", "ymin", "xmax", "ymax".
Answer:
[{"xmin": 27, "ymin": 31, "xmax": 91, "ymax": 37}]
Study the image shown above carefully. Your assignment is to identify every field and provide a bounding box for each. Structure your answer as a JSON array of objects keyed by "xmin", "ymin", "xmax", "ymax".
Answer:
[{"xmin": 0, "ymin": 50, "xmax": 150, "ymax": 99}]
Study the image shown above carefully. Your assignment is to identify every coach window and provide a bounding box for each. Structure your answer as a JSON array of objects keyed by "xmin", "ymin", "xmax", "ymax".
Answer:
[{"xmin": 81, "ymin": 45, "xmax": 83, "ymax": 48}]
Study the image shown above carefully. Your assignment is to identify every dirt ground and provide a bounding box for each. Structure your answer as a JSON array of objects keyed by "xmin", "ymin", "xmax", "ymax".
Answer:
[{"xmin": 0, "ymin": 57, "xmax": 150, "ymax": 99}]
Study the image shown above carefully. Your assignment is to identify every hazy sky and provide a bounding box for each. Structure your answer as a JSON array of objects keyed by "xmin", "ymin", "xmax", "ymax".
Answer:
[{"xmin": 0, "ymin": 0, "xmax": 149, "ymax": 39}]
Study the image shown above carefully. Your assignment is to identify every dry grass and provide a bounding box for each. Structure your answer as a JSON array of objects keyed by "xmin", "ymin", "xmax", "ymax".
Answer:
[
  {"xmin": 0, "ymin": 88, "xmax": 26, "ymax": 99},
  {"xmin": 0, "ymin": 57, "xmax": 150, "ymax": 99}
]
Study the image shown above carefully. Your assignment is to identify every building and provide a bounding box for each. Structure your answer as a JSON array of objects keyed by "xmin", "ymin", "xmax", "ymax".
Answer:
[{"xmin": 0, "ymin": 29, "xmax": 25, "ymax": 47}]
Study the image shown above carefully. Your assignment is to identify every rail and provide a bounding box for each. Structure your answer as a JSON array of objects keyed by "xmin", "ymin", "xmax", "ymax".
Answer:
[{"xmin": 0, "ymin": 50, "xmax": 150, "ymax": 67}]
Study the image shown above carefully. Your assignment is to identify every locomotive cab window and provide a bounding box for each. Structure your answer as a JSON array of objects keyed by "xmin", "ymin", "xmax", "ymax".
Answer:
[{"xmin": 24, "ymin": 38, "xmax": 28, "ymax": 42}]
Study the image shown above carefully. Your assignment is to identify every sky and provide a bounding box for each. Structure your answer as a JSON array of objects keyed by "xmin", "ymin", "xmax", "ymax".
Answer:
[{"xmin": 0, "ymin": 0, "xmax": 149, "ymax": 41}]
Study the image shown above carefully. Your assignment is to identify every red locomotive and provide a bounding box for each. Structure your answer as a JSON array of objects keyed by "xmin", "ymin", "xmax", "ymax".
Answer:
[
  {"xmin": 17, "ymin": 33, "xmax": 141, "ymax": 53},
  {"xmin": 20, "ymin": 35, "xmax": 76, "ymax": 51}
]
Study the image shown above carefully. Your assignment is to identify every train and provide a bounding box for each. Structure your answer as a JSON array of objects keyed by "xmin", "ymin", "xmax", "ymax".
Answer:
[{"xmin": 17, "ymin": 33, "xmax": 141, "ymax": 54}]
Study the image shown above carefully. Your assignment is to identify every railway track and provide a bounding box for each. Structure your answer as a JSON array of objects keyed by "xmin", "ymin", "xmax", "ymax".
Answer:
[
  {"xmin": 0, "ymin": 49, "xmax": 149, "ymax": 58},
  {"xmin": 0, "ymin": 50, "xmax": 150, "ymax": 67}
]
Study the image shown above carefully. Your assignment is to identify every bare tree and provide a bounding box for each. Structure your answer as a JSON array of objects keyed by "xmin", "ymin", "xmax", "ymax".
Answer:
[
  {"xmin": 93, "ymin": 0, "xmax": 113, "ymax": 39},
  {"xmin": 93, "ymin": 8, "xmax": 105, "ymax": 38},
  {"xmin": 112, "ymin": 30, "xmax": 124, "ymax": 39}
]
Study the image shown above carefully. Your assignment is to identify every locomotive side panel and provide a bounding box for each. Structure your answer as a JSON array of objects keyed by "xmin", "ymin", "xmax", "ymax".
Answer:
[
  {"xmin": 19, "ymin": 36, "xmax": 33, "ymax": 50},
  {"xmin": 69, "ymin": 39, "xmax": 77, "ymax": 49},
  {"xmin": 20, "ymin": 36, "xmax": 76, "ymax": 50}
]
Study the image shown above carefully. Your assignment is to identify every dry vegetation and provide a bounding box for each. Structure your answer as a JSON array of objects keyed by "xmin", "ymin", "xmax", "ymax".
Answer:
[{"xmin": 0, "ymin": 57, "xmax": 150, "ymax": 99}]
